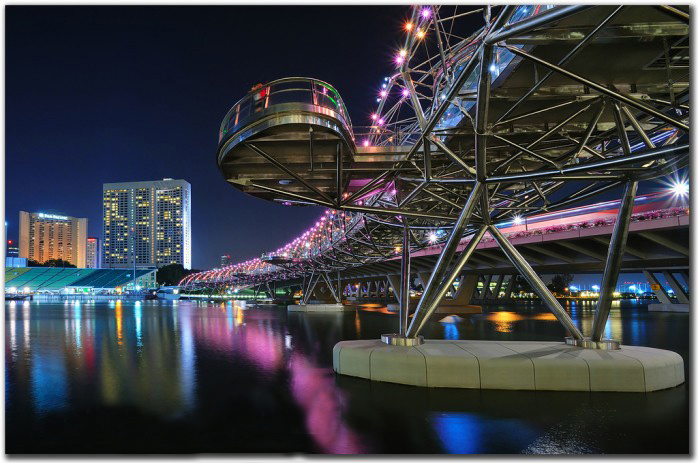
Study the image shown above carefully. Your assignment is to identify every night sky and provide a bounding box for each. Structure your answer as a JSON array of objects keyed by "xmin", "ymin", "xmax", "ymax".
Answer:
[{"xmin": 6, "ymin": 5, "xmax": 405, "ymax": 270}]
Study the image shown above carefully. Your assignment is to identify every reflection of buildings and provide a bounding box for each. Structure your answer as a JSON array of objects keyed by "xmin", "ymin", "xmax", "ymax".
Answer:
[
  {"xmin": 5, "ymin": 300, "xmax": 196, "ymax": 418},
  {"xmin": 102, "ymin": 179, "xmax": 191, "ymax": 269},
  {"xmin": 19, "ymin": 211, "xmax": 88, "ymax": 267},
  {"xmin": 7, "ymin": 300, "xmax": 363, "ymax": 453}
]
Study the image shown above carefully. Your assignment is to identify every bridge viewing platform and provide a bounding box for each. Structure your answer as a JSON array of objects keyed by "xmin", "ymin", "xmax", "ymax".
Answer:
[{"xmin": 183, "ymin": 4, "xmax": 689, "ymax": 392}]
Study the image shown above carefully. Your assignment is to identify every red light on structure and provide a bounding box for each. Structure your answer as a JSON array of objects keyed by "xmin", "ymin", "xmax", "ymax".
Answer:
[{"xmin": 7, "ymin": 240, "xmax": 12, "ymax": 245}]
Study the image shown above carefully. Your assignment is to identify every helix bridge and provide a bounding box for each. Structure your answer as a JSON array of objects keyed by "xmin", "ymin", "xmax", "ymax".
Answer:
[{"xmin": 181, "ymin": 4, "xmax": 689, "ymax": 345}]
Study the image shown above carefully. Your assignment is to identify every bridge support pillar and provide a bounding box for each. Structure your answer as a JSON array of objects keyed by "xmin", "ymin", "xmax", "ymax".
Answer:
[
  {"xmin": 459, "ymin": 274, "xmax": 479, "ymax": 303},
  {"xmin": 489, "ymin": 274, "xmax": 505, "ymax": 300},
  {"xmin": 489, "ymin": 225, "xmax": 584, "ymax": 342},
  {"xmin": 642, "ymin": 271, "xmax": 673, "ymax": 305},
  {"xmin": 663, "ymin": 270, "xmax": 689, "ymax": 303},
  {"xmin": 480, "ymin": 274, "xmax": 493, "ymax": 300},
  {"xmin": 386, "ymin": 275, "xmax": 401, "ymax": 301}
]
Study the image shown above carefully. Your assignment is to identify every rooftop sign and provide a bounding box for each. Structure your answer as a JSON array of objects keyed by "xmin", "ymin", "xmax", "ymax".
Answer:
[{"xmin": 38, "ymin": 213, "xmax": 68, "ymax": 220}]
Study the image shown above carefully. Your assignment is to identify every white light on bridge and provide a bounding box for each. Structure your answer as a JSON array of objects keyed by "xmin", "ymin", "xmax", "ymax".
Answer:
[
  {"xmin": 513, "ymin": 215, "xmax": 523, "ymax": 225},
  {"xmin": 428, "ymin": 232, "xmax": 438, "ymax": 244},
  {"xmin": 671, "ymin": 180, "xmax": 689, "ymax": 198}
]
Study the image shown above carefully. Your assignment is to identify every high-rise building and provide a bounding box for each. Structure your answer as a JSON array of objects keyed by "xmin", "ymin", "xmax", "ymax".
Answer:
[
  {"xmin": 221, "ymin": 254, "xmax": 231, "ymax": 267},
  {"xmin": 102, "ymin": 178, "xmax": 191, "ymax": 269},
  {"xmin": 19, "ymin": 211, "xmax": 88, "ymax": 267},
  {"xmin": 86, "ymin": 237, "xmax": 101, "ymax": 268}
]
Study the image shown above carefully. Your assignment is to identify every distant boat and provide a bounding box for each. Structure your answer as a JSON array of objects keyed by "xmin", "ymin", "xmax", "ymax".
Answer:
[{"xmin": 156, "ymin": 286, "xmax": 181, "ymax": 300}]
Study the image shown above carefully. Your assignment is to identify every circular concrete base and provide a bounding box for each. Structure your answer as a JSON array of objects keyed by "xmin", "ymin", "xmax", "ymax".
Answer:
[
  {"xmin": 288, "ymin": 303, "xmax": 354, "ymax": 312},
  {"xmin": 332, "ymin": 339, "xmax": 684, "ymax": 392}
]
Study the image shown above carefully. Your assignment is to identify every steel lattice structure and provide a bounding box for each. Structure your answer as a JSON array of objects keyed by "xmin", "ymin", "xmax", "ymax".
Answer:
[{"xmin": 182, "ymin": 5, "xmax": 689, "ymax": 345}]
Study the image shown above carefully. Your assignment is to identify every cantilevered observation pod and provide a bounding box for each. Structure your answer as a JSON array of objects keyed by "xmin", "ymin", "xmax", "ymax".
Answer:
[{"xmin": 218, "ymin": 77, "xmax": 358, "ymax": 206}]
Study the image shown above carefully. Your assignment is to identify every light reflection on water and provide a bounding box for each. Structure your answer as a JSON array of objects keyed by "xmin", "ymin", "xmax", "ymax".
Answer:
[{"xmin": 4, "ymin": 298, "xmax": 689, "ymax": 454}]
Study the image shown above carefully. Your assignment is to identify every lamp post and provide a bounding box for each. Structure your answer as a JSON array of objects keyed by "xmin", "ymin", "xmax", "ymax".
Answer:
[{"xmin": 513, "ymin": 214, "xmax": 528, "ymax": 231}]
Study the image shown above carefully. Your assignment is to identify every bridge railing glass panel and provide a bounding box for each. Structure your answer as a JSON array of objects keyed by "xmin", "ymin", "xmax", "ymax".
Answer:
[{"xmin": 219, "ymin": 78, "xmax": 353, "ymax": 144}]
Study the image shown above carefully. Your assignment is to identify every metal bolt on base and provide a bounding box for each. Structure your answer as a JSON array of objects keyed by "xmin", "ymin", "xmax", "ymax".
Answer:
[
  {"xmin": 381, "ymin": 333, "xmax": 424, "ymax": 346},
  {"xmin": 565, "ymin": 337, "xmax": 620, "ymax": 350}
]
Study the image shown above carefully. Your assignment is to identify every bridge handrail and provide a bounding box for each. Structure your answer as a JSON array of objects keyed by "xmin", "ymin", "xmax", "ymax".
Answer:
[
  {"xmin": 218, "ymin": 77, "xmax": 353, "ymax": 144},
  {"xmin": 181, "ymin": 204, "xmax": 689, "ymax": 289}
]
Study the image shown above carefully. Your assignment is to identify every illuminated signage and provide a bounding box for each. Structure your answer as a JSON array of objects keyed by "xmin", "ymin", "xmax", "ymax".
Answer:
[{"xmin": 38, "ymin": 213, "xmax": 68, "ymax": 220}]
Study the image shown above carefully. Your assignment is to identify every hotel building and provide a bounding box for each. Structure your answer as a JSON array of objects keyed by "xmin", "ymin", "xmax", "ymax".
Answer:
[
  {"xmin": 18, "ymin": 211, "xmax": 88, "ymax": 267},
  {"xmin": 102, "ymin": 178, "xmax": 191, "ymax": 269}
]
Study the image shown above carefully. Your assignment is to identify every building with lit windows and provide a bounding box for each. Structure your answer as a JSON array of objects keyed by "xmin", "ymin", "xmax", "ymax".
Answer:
[
  {"xmin": 7, "ymin": 239, "xmax": 19, "ymax": 257},
  {"xmin": 18, "ymin": 211, "xmax": 88, "ymax": 267},
  {"xmin": 86, "ymin": 237, "xmax": 101, "ymax": 268},
  {"xmin": 221, "ymin": 254, "xmax": 231, "ymax": 267},
  {"xmin": 102, "ymin": 178, "xmax": 191, "ymax": 269}
]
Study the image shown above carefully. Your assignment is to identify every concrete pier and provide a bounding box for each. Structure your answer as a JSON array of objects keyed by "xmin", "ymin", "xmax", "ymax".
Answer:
[
  {"xmin": 648, "ymin": 303, "xmax": 689, "ymax": 313},
  {"xmin": 288, "ymin": 303, "xmax": 354, "ymax": 312},
  {"xmin": 333, "ymin": 339, "xmax": 684, "ymax": 392}
]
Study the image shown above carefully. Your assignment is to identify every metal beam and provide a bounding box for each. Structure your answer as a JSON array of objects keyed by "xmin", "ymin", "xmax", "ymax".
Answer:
[
  {"xmin": 486, "ymin": 5, "xmax": 591, "ymax": 44},
  {"xmin": 406, "ymin": 183, "xmax": 483, "ymax": 336},
  {"xmin": 504, "ymin": 45, "xmax": 689, "ymax": 132},
  {"xmin": 408, "ymin": 225, "xmax": 488, "ymax": 337},
  {"xmin": 400, "ymin": 220, "xmax": 411, "ymax": 335},
  {"xmin": 591, "ymin": 180, "xmax": 638, "ymax": 342},
  {"xmin": 489, "ymin": 225, "xmax": 584, "ymax": 340}
]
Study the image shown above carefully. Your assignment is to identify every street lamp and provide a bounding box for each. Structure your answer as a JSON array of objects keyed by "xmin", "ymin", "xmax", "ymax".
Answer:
[
  {"xmin": 513, "ymin": 215, "xmax": 528, "ymax": 231},
  {"xmin": 428, "ymin": 232, "xmax": 438, "ymax": 244}
]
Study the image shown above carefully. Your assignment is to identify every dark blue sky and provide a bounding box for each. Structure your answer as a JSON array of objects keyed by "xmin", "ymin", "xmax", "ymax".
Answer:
[{"xmin": 6, "ymin": 5, "xmax": 405, "ymax": 269}]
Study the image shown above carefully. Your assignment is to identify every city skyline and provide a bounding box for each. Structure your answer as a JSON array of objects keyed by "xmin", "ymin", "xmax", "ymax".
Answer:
[{"xmin": 5, "ymin": 6, "xmax": 406, "ymax": 270}]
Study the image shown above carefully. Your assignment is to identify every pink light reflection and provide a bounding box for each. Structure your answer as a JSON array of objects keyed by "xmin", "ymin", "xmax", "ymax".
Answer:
[{"xmin": 289, "ymin": 353, "xmax": 365, "ymax": 454}]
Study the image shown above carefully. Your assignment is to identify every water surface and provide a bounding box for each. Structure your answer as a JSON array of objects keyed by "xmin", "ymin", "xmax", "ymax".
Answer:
[{"xmin": 5, "ymin": 299, "xmax": 688, "ymax": 454}]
